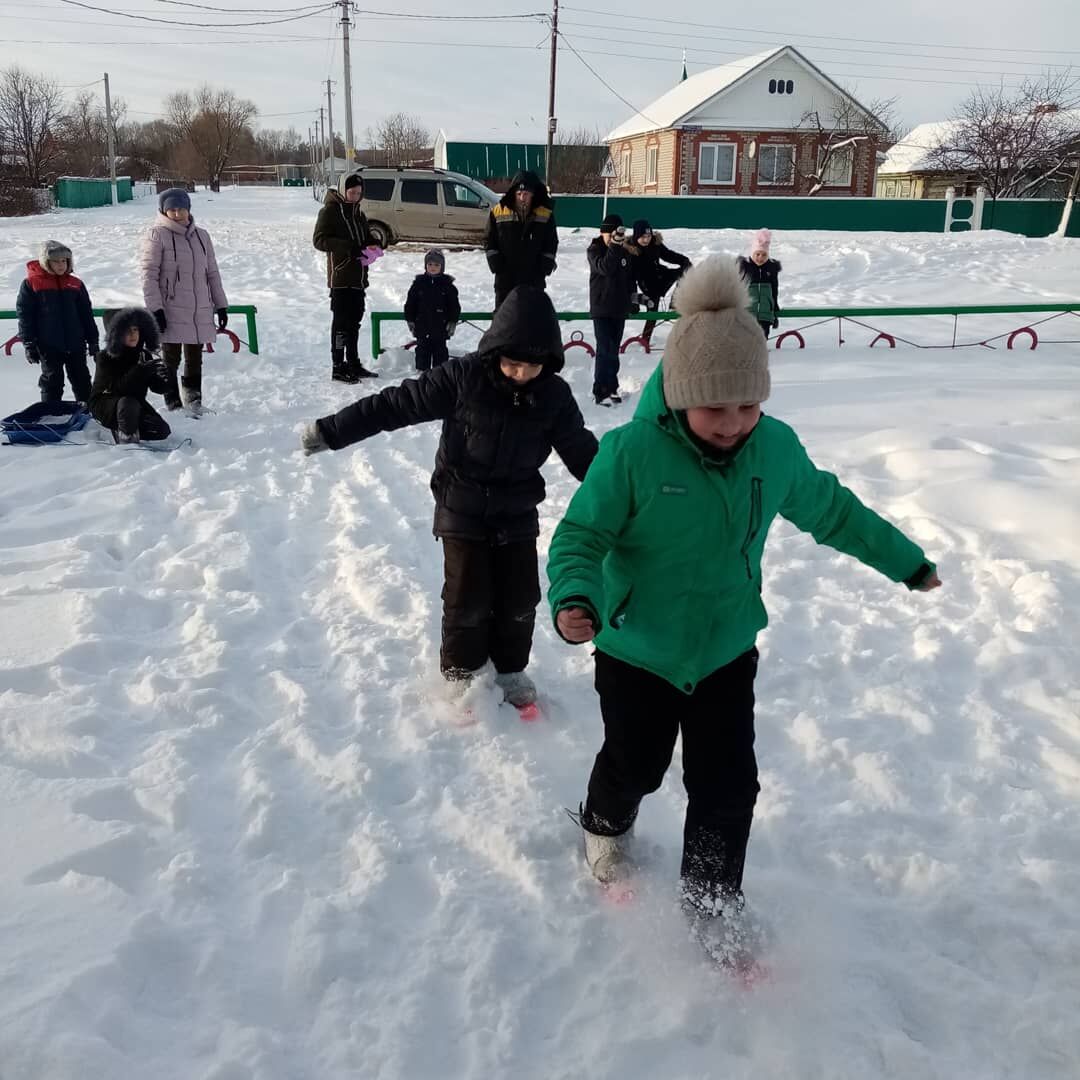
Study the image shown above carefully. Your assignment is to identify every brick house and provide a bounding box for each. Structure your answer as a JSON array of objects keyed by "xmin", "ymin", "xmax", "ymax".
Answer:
[{"xmin": 604, "ymin": 46, "xmax": 887, "ymax": 197}]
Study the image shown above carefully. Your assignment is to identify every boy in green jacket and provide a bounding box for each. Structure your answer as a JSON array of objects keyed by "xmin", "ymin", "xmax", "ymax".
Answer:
[{"xmin": 547, "ymin": 256, "xmax": 941, "ymax": 969}]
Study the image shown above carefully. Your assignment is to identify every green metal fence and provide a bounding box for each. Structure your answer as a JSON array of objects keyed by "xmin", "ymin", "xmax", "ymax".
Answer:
[
  {"xmin": 53, "ymin": 177, "xmax": 134, "ymax": 209},
  {"xmin": 370, "ymin": 303, "xmax": 1080, "ymax": 359},
  {"xmin": 548, "ymin": 195, "xmax": 1080, "ymax": 238},
  {"xmin": 2, "ymin": 304, "xmax": 260, "ymax": 355}
]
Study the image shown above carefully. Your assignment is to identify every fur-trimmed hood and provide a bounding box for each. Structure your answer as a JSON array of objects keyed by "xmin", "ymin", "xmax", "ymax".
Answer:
[
  {"xmin": 625, "ymin": 230, "xmax": 666, "ymax": 255},
  {"xmin": 104, "ymin": 306, "xmax": 160, "ymax": 355},
  {"xmin": 39, "ymin": 239, "xmax": 74, "ymax": 272},
  {"xmin": 498, "ymin": 170, "xmax": 553, "ymax": 212}
]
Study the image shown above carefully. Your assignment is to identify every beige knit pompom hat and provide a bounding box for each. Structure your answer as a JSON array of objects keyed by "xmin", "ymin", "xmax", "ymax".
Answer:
[{"xmin": 662, "ymin": 255, "xmax": 770, "ymax": 409}]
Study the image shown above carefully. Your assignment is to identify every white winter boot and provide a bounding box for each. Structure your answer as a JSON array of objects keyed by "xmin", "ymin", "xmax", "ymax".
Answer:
[
  {"xmin": 584, "ymin": 828, "xmax": 634, "ymax": 884},
  {"xmin": 495, "ymin": 670, "xmax": 537, "ymax": 708}
]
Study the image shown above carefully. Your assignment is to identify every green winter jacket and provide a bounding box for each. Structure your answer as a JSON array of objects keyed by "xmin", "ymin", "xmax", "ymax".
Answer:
[{"xmin": 547, "ymin": 365, "xmax": 933, "ymax": 694}]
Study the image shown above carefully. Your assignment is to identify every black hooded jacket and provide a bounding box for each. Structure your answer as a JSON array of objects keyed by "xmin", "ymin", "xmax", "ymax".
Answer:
[
  {"xmin": 587, "ymin": 237, "xmax": 636, "ymax": 319},
  {"xmin": 484, "ymin": 170, "xmax": 559, "ymax": 295},
  {"xmin": 316, "ymin": 286, "xmax": 597, "ymax": 543},
  {"xmin": 313, "ymin": 178, "xmax": 378, "ymax": 290},
  {"xmin": 627, "ymin": 230, "xmax": 692, "ymax": 300},
  {"xmin": 88, "ymin": 307, "xmax": 169, "ymax": 425},
  {"xmin": 404, "ymin": 273, "xmax": 461, "ymax": 339}
]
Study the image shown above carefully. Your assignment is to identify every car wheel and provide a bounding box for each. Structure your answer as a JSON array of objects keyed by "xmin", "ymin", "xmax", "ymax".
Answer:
[{"xmin": 368, "ymin": 221, "xmax": 393, "ymax": 248}]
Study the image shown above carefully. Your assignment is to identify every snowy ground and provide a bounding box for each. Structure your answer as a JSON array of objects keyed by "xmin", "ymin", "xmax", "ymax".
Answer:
[{"xmin": 2, "ymin": 188, "xmax": 1079, "ymax": 1080}]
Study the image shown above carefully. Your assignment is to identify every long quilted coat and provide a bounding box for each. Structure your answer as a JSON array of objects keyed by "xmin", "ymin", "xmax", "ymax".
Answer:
[{"xmin": 139, "ymin": 211, "xmax": 228, "ymax": 345}]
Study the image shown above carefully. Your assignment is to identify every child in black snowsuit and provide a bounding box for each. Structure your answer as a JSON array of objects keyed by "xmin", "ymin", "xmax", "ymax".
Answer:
[
  {"xmin": 736, "ymin": 228, "xmax": 782, "ymax": 338},
  {"xmin": 626, "ymin": 219, "xmax": 691, "ymax": 347},
  {"xmin": 16, "ymin": 239, "xmax": 99, "ymax": 404},
  {"xmin": 404, "ymin": 249, "xmax": 462, "ymax": 372},
  {"xmin": 88, "ymin": 307, "xmax": 171, "ymax": 444},
  {"xmin": 300, "ymin": 286, "xmax": 598, "ymax": 707}
]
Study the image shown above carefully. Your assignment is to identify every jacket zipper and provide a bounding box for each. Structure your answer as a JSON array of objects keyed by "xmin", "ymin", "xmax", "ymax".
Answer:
[{"xmin": 740, "ymin": 477, "xmax": 763, "ymax": 580}]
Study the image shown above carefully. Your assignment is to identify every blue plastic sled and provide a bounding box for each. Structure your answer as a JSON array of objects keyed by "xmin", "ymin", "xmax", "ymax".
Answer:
[{"xmin": 1, "ymin": 401, "xmax": 90, "ymax": 445}]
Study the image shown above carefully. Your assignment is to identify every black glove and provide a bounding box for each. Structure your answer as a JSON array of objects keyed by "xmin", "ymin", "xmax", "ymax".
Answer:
[
  {"xmin": 154, "ymin": 309, "xmax": 167, "ymax": 333},
  {"xmin": 772, "ymin": 313, "xmax": 780, "ymax": 329},
  {"xmin": 215, "ymin": 308, "xmax": 228, "ymax": 331},
  {"xmin": 446, "ymin": 323, "xmax": 457, "ymax": 339},
  {"xmin": 88, "ymin": 343, "xmax": 99, "ymax": 359},
  {"xmin": 407, "ymin": 322, "xmax": 417, "ymax": 337},
  {"xmin": 611, "ymin": 226, "xmax": 626, "ymax": 244},
  {"xmin": 24, "ymin": 342, "xmax": 40, "ymax": 364}
]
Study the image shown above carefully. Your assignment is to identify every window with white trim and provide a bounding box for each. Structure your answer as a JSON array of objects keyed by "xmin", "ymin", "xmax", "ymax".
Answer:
[
  {"xmin": 645, "ymin": 145, "xmax": 659, "ymax": 185},
  {"xmin": 698, "ymin": 142, "xmax": 736, "ymax": 185},
  {"xmin": 757, "ymin": 144, "xmax": 794, "ymax": 185},
  {"xmin": 619, "ymin": 148, "xmax": 632, "ymax": 185},
  {"xmin": 822, "ymin": 146, "xmax": 854, "ymax": 186}
]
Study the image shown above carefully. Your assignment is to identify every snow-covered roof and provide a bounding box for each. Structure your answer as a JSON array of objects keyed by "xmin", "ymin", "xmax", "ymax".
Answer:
[
  {"xmin": 605, "ymin": 48, "xmax": 783, "ymax": 141},
  {"xmin": 436, "ymin": 126, "xmax": 546, "ymax": 146},
  {"xmin": 881, "ymin": 109, "xmax": 1080, "ymax": 175},
  {"xmin": 878, "ymin": 121, "xmax": 961, "ymax": 174}
]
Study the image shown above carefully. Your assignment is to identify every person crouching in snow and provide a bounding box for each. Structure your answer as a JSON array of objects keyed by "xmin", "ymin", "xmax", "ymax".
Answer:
[
  {"xmin": 625, "ymin": 219, "xmax": 691, "ymax": 347},
  {"xmin": 88, "ymin": 307, "xmax": 171, "ymax": 444},
  {"xmin": 405, "ymin": 249, "xmax": 461, "ymax": 372},
  {"xmin": 737, "ymin": 228, "xmax": 782, "ymax": 338},
  {"xmin": 547, "ymin": 256, "xmax": 941, "ymax": 970},
  {"xmin": 16, "ymin": 240, "xmax": 99, "ymax": 405},
  {"xmin": 301, "ymin": 285, "xmax": 598, "ymax": 707}
]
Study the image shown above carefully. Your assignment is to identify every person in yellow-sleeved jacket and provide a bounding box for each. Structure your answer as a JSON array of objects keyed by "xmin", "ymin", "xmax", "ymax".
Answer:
[{"xmin": 484, "ymin": 170, "xmax": 558, "ymax": 309}]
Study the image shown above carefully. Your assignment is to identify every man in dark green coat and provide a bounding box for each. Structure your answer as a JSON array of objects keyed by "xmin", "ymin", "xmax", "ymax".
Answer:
[
  {"xmin": 313, "ymin": 172, "xmax": 380, "ymax": 382},
  {"xmin": 547, "ymin": 256, "xmax": 941, "ymax": 972}
]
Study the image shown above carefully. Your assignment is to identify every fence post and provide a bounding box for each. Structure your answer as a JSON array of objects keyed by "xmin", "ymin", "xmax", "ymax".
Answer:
[
  {"xmin": 244, "ymin": 308, "xmax": 260, "ymax": 355},
  {"xmin": 371, "ymin": 313, "xmax": 382, "ymax": 359},
  {"xmin": 973, "ymin": 186, "xmax": 987, "ymax": 231},
  {"xmin": 943, "ymin": 186, "xmax": 956, "ymax": 232}
]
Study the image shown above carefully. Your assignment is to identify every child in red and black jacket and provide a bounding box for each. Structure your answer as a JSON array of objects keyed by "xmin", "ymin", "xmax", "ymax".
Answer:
[
  {"xmin": 404, "ymin": 249, "xmax": 461, "ymax": 372},
  {"xmin": 16, "ymin": 240, "xmax": 99, "ymax": 404}
]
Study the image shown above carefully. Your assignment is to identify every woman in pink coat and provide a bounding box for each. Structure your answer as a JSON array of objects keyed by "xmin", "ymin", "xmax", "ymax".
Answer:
[{"xmin": 139, "ymin": 188, "xmax": 228, "ymax": 414}]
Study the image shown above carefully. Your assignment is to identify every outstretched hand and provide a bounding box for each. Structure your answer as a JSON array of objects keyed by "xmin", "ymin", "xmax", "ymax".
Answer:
[
  {"xmin": 915, "ymin": 571, "xmax": 943, "ymax": 592},
  {"xmin": 557, "ymin": 606, "xmax": 596, "ymax": 644}
]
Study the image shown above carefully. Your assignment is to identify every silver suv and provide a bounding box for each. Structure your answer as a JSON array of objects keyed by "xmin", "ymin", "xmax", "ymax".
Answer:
[{"xmin": 359, "ymin": 167, "xmax": 500, "ymax": 247}]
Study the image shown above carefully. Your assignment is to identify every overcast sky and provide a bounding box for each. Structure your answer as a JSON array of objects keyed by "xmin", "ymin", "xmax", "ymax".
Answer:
[{"xmin": 1, "ymin": 0, "xmax": 1078, "ymax": 147}]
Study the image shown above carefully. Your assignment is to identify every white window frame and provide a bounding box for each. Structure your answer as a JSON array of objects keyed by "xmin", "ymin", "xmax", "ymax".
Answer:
[
  {"xmin": 822, "ymin": 146, "xmax": 854, "ymax": 187},
  {"xmin": 757, "ymin": 143, "xmax": 795, "ymax": 186},
  {"xmin": 698, "ymin": 141, "xmax": 737, "ymax": 186},
  {"xmin": 619, "ymin": 148, "xmax": 632, "ymax": 186},
  {"xmin": 645, "ymin": 145, "xmax": 659, "ymax": 185}
]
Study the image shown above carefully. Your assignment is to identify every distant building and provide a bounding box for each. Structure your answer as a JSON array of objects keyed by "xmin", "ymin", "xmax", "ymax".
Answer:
[
  {"xmin": 433, "ymin": 129, "xmax": 607, "ymax": 191},
  {"xmin": 604, "ymin": 45, "xmax": 886, "ymax": 197},
  {"xmin": 876, "ymin": 122, "xmax": 976, "ymax": 199}
]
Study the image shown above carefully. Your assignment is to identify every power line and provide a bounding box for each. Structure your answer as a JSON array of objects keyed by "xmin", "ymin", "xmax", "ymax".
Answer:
[
  {"xmin": 558, "ymin": 31, "xmax": 663, "ymax": 126},
  {"xmin": 562, "ymin": 4, "xmax": 1080, "ymax": 57},
  {"xmin": 146, "ymin": 0, "xmax": 331, "ymax": 9},
  {"xmin": 558, "ymin": 18, "xmax": 1078, "ymax": 73},
  {"xmin": 53, "ymin": 0, "xmax": 338, "ymax": 27},
  {"xmin": 352, "ymin": 7, "xmax": 547, "ymax": 19}
]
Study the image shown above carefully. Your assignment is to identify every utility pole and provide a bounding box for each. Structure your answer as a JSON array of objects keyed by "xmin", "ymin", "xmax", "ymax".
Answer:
[
  {"xmin": 544, "ymin": 0, "xmax": 559, "ymax": 187},
  {"xmin": 103, "ymin": 72, "xmax": 118, "ymax": 206},
  {"xmin": 309, "ymin": 125, "xmax": 317, "ymax": 200},
  {"xmin": 1056, "ymin": 156, "xmax": 1080, "ymax": 238},
  {"xmin": 325, "ymin": 80, "xmax": 336, "ymax": 191},
  {"xmin": 318, "ymin": 106, "xmax": 326, "ymax": 194},
  {"xmin": 339, "ymin": 0, "xmax": 356, "ymax": 170}
]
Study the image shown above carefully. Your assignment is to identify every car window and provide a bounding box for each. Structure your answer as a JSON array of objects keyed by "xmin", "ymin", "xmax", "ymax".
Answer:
[
  {"xmin": 362, "ymin": 178, "xmax": 395, "ymax": 202},
  {"xmin": 400, "ymin": 180, "xmax": 439, "ymax": 206},
  {"xmin": 443, "ymin": 182, "xmax": 485, "ymax": 209}
]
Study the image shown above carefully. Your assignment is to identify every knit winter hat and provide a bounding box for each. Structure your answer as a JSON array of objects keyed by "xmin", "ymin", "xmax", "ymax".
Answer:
[
  {"xmin": 342, "ymin": 172, "xmax": 363, "ymax": 193},
  {"xmin": 600, "ymin": 213, "xmax": 623, "ymax": 233},
  {"xmin": 632, "ymin": 219, "xmax": 652, "ymax": 243},
  {"xmin": 662, "ymin": 256, "xmax": 770, "ymax": 409},
  {"xmin": 158, "ymin": 187, "xmax": 191, "ymax": 213},
  {"xmin": 751, "ymin": 227, "xmax": 772, "ymax": 254},
  {"xmin": 424, "ymin": 248, "xmax": 445, "ymax": 271},
  {"xmin": 39, "ymin": 239, "xmax": 73, "ymax": 271}
]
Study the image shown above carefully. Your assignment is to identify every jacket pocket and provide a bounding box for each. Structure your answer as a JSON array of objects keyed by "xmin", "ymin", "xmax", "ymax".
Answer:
[
  {"xmin": 739, "ymin": 477, "xmax": 763, "ymax": 580},
  {"xmin": 608, "ymin": 586, "xmax": 633, "ymax": 630}
]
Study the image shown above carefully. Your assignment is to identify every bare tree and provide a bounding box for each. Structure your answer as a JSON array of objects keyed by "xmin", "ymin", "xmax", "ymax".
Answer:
[
  {"xmin": 798, "ymin": 94, "xmax": 896, "ymax": 196},
  {"xmin": 58, "ymin": 91, "xmax": 125, "ymax": 177},
  {"xmin": 927, "ymin": 72, "xmax": 1080, "ymax": 200},
  {"xmin": 0, "ymin": 66, "xmax": 65, "ymax": 185},
  {"xmin": 166, "ymin": 84, "xmax": 257, "ymax": 190},
  {"xmin": 365, "ymin": 112, "xmax": 430, "ymax": 166},
  {"xmin": 548, "ymin": 125, "xmax": 607, "ymax": 193}
]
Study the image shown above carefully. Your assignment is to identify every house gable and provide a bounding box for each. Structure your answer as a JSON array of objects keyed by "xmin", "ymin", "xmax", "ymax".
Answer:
[{"xmin": 683, "ymin": 49, "xmax": 883, "ymax": 133}]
